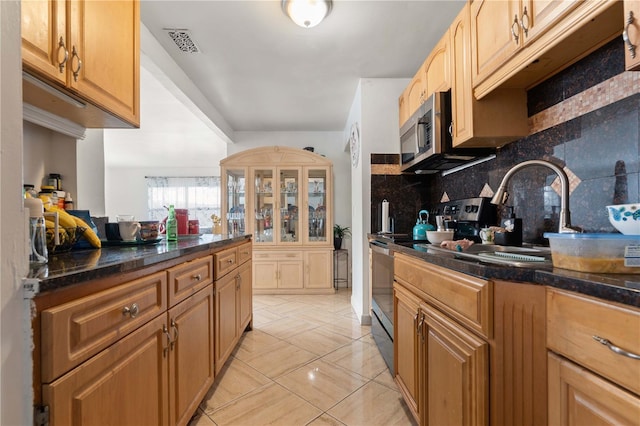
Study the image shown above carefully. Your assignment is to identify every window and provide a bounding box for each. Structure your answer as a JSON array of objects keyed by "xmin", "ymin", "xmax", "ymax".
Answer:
[{"xmin": 146, "ymin": 176, "xmax": 220, "ymax": 233}]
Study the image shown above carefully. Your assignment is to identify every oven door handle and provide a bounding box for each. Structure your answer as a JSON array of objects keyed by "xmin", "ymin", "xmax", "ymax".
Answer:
[{"xmin": 370, "ymin": 241, "xmax": 391, "ymax": 256}]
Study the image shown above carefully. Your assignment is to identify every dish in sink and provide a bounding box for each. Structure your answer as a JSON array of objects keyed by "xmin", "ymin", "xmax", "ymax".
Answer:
[{"xmin": 416, "ymin": 243, "xmax": 553, "ymax": 268}]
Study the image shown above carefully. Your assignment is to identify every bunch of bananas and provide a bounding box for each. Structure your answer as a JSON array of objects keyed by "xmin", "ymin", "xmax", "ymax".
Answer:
[{"xmin": 43, "ymin": 205, "xmax": 101, "ymax": 250}]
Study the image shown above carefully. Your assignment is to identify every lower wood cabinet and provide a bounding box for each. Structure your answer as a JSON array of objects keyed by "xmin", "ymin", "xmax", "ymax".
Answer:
[
  {"xmin": 42, "ymin": 284, "xmax": 214, "ymax": 426},
  {"xmin": 547, "ymin": 287, "xmax": 640, "ymax": 425},
  {"xmin": 253, "ymin": 248, "xmax": 334, "ymax": 294},
  {"xmin": 214, "ymin": 242, "xmax": 253, "ymax": 374},
  {"xmin": 393, "ymin": 253, "xmax": 547, "ymax": 426},
  {"xmin": 36, "ymin": 241, "xmax": 253, "ymax": 426}
]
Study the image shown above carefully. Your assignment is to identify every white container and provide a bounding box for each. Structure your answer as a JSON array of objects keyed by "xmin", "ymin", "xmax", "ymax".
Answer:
[
  {"xmin": 544, "ymin": 233, "xmax": 640, "ymax": 274},
  {"xmin": 426, "ymin": 230, "xmax": 454, "ymax": 245}
]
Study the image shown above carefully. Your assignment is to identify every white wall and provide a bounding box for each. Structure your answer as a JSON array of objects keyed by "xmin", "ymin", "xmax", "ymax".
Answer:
[
  {"xmin": 77, "ymin": 129, "xmax": 106, "ymax": 216},
  {"xmin": 1, "ymin": 1, "xmax": 31, "ymax": 424},
  {"xmin": 23, "ymin": 121, "xmax": 78, "ymax": 200},
  {"xmin": 345, "ymin": 78, "xmax": 408, "ymax": 324}
]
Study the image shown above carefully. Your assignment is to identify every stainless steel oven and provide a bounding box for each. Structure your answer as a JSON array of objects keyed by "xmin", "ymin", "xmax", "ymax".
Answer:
[{"xmin": 369, "ymin": 240, "xmax": 395, "ymax": 374}]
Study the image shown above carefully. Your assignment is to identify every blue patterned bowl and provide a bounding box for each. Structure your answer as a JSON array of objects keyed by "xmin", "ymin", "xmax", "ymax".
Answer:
[{"xmin": 607, "ymin": 204, "xmax": 640, "ymax": 235}]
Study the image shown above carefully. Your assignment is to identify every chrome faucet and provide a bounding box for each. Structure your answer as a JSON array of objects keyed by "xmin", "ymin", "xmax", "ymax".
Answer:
[{"xmin": 490, "ymin": 159, "xmax": 580, "ymax": 233}]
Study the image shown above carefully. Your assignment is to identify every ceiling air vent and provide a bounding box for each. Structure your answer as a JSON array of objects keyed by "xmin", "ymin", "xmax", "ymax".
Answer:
[{"xmin": 164, "ymin": 29, "xmax": 199, "ymax": 53}]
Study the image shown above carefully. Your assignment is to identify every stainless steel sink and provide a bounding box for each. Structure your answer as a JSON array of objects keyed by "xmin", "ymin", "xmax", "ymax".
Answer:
[{"xmin": 415, "ymin": 243, "xmax": 553, "ymax": 268}]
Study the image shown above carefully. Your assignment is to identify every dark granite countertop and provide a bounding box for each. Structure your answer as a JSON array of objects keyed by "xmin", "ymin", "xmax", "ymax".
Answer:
[
  {"xmin": 387, "ymin": 241, "xmax": 640, "ymax": 308},
  {"xmin": 27, "ymin": 234, "xmax": 252, "ymax": 294}
]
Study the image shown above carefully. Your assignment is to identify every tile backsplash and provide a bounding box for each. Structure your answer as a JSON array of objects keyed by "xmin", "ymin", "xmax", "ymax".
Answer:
[{"xmin": 371, "ymin": 39, "xmax": 639, "ymax": 243}]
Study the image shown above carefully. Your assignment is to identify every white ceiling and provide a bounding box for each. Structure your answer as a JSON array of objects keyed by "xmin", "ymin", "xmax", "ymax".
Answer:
[{"xmin": 139, "ymin": 0, "xmax": 466, "ymax": 133}]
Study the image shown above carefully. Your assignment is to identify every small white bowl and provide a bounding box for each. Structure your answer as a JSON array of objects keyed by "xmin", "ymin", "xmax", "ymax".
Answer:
[
  {"xmin": 606, "ymin": 204, "xmax": 640, "ymax": 235},
  {"xmin": 426, "ymin": 230, "xmax": 454, "ymax": 245}
]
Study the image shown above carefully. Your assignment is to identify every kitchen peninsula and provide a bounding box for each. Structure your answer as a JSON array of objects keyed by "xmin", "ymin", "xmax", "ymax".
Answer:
[{"xmin": 27, "ymin": 235, "xmax": 252, "ymax": 426}]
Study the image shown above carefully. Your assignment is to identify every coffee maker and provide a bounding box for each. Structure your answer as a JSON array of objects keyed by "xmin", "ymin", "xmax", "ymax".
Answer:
[{"xmin": 429, "ymin": 197, "xmax": 497, "ymax": 243}]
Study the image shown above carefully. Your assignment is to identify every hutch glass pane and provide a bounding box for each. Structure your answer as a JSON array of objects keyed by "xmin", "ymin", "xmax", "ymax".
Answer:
[
  {"xmin": 308, "ymin": 169, "xmax": 327, "ymax": 242},
  {"xmin": 279, "ymin": 169, "xmax": 299, "ymax": 243},
  {"xmin": 254, "ymin": 169, "xmax": 274, "ymax": 243},
  {"xmin": 226, "ymin": 168, "xmax": 245, "ymax": 235}
]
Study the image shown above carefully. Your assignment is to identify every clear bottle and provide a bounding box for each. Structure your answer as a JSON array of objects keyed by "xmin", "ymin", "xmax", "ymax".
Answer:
[
  {"xmin": 25, "ymin": 197, "xmax": 48, "ymax": 264},
  {"xmin": 167, "ymin": 204, "xmax": 178, "ymax": 242}
]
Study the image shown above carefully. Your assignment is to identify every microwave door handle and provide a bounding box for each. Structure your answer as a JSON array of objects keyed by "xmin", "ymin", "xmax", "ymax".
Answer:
[{"xmin": 414, "ymin": 121, "xmax": 421, "ymax": 151}]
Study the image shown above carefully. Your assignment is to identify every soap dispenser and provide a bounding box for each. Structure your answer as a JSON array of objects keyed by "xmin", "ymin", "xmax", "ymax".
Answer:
[{"xmin": 495, "ymin": 206, "xmax": 522, "ymax": 246}]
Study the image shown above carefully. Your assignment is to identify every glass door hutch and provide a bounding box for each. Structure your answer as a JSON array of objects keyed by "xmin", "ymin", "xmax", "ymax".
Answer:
[{"xmin": 221, "ymin": 146, "xmax": 334, "ymax": 294}]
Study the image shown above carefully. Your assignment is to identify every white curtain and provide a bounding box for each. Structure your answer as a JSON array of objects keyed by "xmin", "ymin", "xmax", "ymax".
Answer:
[{"xmin": 146, "ymin": 176, "xmax": 220, "ymax": 232}]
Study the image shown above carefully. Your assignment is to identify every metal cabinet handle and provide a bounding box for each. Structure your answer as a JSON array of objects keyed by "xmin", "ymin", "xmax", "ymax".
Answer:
[
  {"xmin": 70, "ymin": 45, "xmax": 82, "ymax": 82},
  {"xmin": 227, "ymin": 259, "xmax": 234, "ymax": 264},
  {"xmin": 414, "ymin": 313, "xmax": 420, "ymax": 336},
  {"xmin": 417, "ymin": 313, "xmax": 425, "ymax": 341},
  {"xmin": 170, "ymin": 319, "xmax": 179, "ymax": 350},
  {"xmin": 593, "ymin": 335, "xmax": 640, "ymax": 360},
  {"xmin": 162, "ymin": 324, "xmax": 172, "ymax": 357},
  {"xmin": 191, "ymin": 273, "xmax": 202, "ymax": 281},
  {"xmin": 122, "ymin": 303, "xmax": 139, "ymax": 318},
  {"xmin": 520, "ymin": 6, "xmax": 529, "ymax": 37},
  {"xmin": 448, "ymin": 121, "xmax": 453, "ymax": 137},
  {"xmin": 623, "ymin": 11, "xmax": 637, "ymax": 59},
  {"xmin": 57, "ymin": 36, "xmax": 68, "ymax": 73},
  {"xmin": 511, "ymin": 15, "xmax": 520, "ymax": 44}
]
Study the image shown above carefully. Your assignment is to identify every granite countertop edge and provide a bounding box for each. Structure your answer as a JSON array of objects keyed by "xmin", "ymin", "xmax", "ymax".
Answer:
[
  {"xmin": 28, "ymin": 234, "xmax": 252, "ymax": 294},
  {"xmin": 389, "ymin": 242, "xmax": 640, "ymax": 308}
]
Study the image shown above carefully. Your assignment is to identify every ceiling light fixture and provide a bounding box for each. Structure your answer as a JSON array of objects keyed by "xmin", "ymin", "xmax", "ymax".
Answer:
[{"xmin": 282, "ymin": 0, "xmax": 332, "ymax": 28}]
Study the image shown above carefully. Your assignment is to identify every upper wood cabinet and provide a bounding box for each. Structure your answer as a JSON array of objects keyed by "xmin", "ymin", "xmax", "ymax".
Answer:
[
  {"xmin": 398, "ymin": 31, "xmax": 450, "ymax": 128},
  {"xmin": 472, "ymin": 0, "xmax": 623, "ymax": 98},
  {"xmin": 624, "ymin": 0, "xmax": 640, "ymax": 70},
  {"xmin": 22, "ymin": 0, "xmax": 140, "ymax": 128},
  {"xmin": 470, "ymin": 0, "xmax": 581, "ymax": 86},
  {"xmin": 450, "ymin": 3, "xmax": 528, "ymax": 148}
]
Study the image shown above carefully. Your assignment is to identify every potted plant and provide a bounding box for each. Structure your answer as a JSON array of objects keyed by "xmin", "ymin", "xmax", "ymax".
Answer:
[{"xmin": 333, "ymin": 224, "xmax": 351, "ymax": 250}]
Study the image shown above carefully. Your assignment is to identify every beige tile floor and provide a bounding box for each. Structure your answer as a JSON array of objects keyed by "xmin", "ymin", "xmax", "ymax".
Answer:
[{"xmin": 190, "ymin": 289, "xmax": 417, "ymax": 426}]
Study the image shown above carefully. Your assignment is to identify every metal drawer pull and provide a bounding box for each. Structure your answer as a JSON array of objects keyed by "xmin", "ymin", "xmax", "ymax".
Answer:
[
  {"xmin": 511, "ymin": 15, "xmax": 520, "ymax": 44},
  {"xmin": 192, "ymin": 273, "xmax": 202, "ymax": 281},
  {"xmin": 227, "ymin": 259, "xmax": 234, "ymax": 264},
  {"xmin": 57, "ymin": 36, "xmax": 68, "ymax": 72},
  {"xmin": 623, "ymin": 11, "xmax": 637, "ymax": 59},
  {"xmin": 70, "ymin": 45, "xmax": 82, "ymax": 82},
  {"xmin": 593, "ymin": 335, "xmax": 640, "ymax": 360},
  {"xmin": 162, "ymin": 324, "xmax": 172, "ymax": 357},
  {"xmin": 122, "ymin": 303, "xmax": 139, "ymax": 318},
  {"xmin": 170, "ymin": 319, "xmax": 179, "ymax": 349},
  {"xmin": 520, "ymin": 7, "xmax": 529, "ymax": 37}
]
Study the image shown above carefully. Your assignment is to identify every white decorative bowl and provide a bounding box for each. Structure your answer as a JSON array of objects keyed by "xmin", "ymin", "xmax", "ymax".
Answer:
[
  {"xmin": 606, "ymin": 204, "xmax": 640, "ymax": 235},
  {"xmin": 426, "ymin": 230, "xmax": 454, "ymax": 245}
]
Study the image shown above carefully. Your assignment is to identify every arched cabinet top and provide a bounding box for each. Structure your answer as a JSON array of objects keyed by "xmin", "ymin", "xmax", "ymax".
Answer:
[{"xmin": 221, "ymin": 146, "xmax": 333, "ymax": 167}]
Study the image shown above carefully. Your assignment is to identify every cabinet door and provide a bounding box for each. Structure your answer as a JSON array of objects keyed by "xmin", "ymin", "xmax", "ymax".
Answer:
[
  {"xmin": 69, "ymin": 0, "xmax": 140, "ymax": 125},
  {"xmin": 406, "ymin": 69, "xmax": 427, "ymax": 117},
  {"xmin": 393, "ymin": 283, "xmax": 421, "ymax": 423},
  {"xmin": 279, "ymin": 260, "xmax": 304, "ymax": 289},
  {"xmin": 21, "ymin": 0, "xmax": 67, "ymax": 85},
  {"xmin": 399, "ymin": 90, "xmax": 409, "ymax": 127},
  {"xmin": 304, "ymin": 250, "xmax": 332, "ymax": 289},
  {"xmin": 425, "ymin": 31, "xmax": 450, "ymax": 93},
  {"xmin": 223, "ymin": 167, "xmax": 247, "ymax": 236},
  {"xmin": 624, "ymin": 0, "xmax": 640, "ymax": 71},
  {"xmin": 451, "ymin": 3, "xmax": 474, "ymax": 146},
  {"xmin": 169, "ymin": 285, "xmax": 215, "ymax": 426},
  {"xmin": 471, "ymin": 0, "xmax": 519, "ymax": 85},
  {"xmin": 548, "ymin": 352, "xmax": 640, "ymax": 425},
  {"xmin": 253, "ymin": 260, "xmax": 277, "ymax": 289},
  {"xmin": 253, "ymin": 168, "xmax": 276, "ymax": 244},
  {"xmin": 422, "ymin": 304, "xmax": 488, "ymax": 426},
  {"xmin": 277, "ymin": 167, "xmax": 301, "ymax": 244},
  {"xmin": 305, "ymin": 167, "xmax": 330, "ymax": 245},
  {"xmin": 215, "ymin": 272, "xmax": 238, "ymax": 373},
  {"xmin": 523, "ymin": 0, "xmax": 581, "ymax": 44},
  {"xmin": 237, "ymin": 260, "xmax": 253, "ymax": 332},
  {"xmin": 43, "ymin": 315, "xmax": 169, "ymax": 426}
]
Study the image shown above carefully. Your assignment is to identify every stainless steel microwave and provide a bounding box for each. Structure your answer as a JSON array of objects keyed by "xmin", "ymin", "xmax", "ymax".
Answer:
[{"xmin": 399, "ymin": 91, "xmax": 493, "ymax": 173}]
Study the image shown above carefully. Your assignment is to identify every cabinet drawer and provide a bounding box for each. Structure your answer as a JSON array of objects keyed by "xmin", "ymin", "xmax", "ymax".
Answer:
[
  {"xmin": 237, "ymin": 241, "xmax": 252, "ymax": 265},
  {"xmin": 253, "ymin": 251, "xmax": 302, "ymax": 261},
  {"xmin": 394, "ymin": 253, "xmax": 492, "ymax": 338},
  {"xmin": 214, "ymin": 247, "xmax": 238, "ymax": 279},
  {"xmin": 40, "ymin": 271, "xmax": 167, "ymax": 383},
  {"xmin": 547, "ymin": 288, "xmax": 640, "ymax": 395},
  {"xmin": 167, "ymin": 256, "xmax": 213, "ymax": 306}
]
